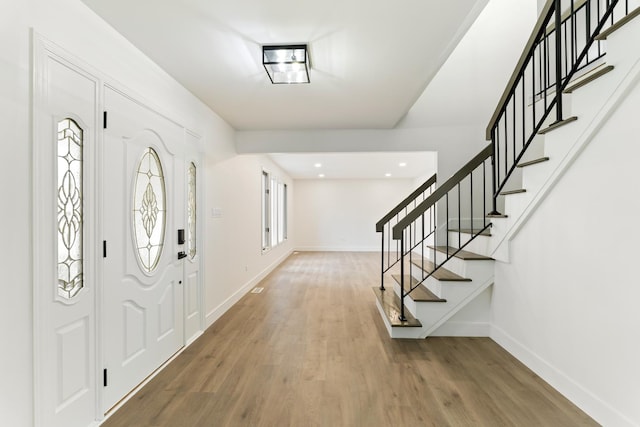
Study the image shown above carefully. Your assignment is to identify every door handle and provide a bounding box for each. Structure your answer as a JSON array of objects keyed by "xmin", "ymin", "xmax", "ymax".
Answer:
[{"xmin": 178, "ymin": 251, "xmax": 187, "ymax": 260}]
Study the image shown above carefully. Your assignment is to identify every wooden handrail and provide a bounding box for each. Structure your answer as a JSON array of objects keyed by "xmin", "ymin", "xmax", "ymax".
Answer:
[
  {"xmin": 392, "ymin": 144, "xmax": 493, "ymax": 240},
  {"xmin": 375, "ymin": 173, "xmax": 437, "ymax": 232}
]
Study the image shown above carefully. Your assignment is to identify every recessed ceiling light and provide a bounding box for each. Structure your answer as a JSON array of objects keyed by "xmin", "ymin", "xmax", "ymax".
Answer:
[
  {"xmin": 385, "ymin": 173, "xmax": 392, "ymax": 177},
  {"xmin": 398, "ymin": 162, "xmax": 407, "ymax": 167},
  {"xmin": 314, "ymin": 163, "xmax": 322, "ymax": 168},
  {"xmin": 318, "ymin": 173, "xmax": 325, "ymax": 178}
]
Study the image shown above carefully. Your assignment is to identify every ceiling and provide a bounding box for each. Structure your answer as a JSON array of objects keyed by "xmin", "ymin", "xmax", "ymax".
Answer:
[
  {"xmin": 268, "ymin": 152, "xmax": 437, "ymax": 180},
  {"xmin": 81, "ymin": 0, "xmax": 486, "ymax": 131}
]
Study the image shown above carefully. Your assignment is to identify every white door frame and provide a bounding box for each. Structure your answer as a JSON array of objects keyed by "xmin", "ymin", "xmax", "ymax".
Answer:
[
  {"xmin": 183, "ymin": 129, "xmax": 205, "ymax": 345},
  {"xmin": 32, "ymin": 33, "xmax": 102, "ymax": 427}
]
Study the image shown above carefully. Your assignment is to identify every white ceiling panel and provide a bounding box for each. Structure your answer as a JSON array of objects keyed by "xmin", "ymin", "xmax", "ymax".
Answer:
[{"xmin": 81, "ymin": 0, "xmax": 486, "ymax": 130}]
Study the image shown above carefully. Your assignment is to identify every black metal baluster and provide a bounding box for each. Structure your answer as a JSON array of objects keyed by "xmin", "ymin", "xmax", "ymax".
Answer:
[
  {"xmin": 399, "ymin": 233, "xmax": 406, "ymax": 321},
  {"xmin": 470, "ymin": 169, "xmax": 474, "ymax": 235},
  {"xmin": 490, "ymin": 128, "xmax": 499, "ymax": 215},
  {"xmin": 445, "ymin": 192, "xmax": 449, "ymax": 259},
  {"xmin": 555, "ymin": 0, "xmax": 564, "ymax": 123},
  {"xmin": 504, "ymin": 114, "xmax": 508, "ymax": 177},
  {"xmin": 522, "ymin": 79, "xmax": 526, "ymax": 150},
  {"xmin": 544, "ymin": 35, "xmax": 548, "ymax": 109},
  {"xmin": 380, "ymin": 230, "xmax": 385, "ymax": 291},
  {"xmin": 483, "ymin": 160, "xmax": 487, "ymax": 227},
  {"xmin": 457, "ymin": 183, "xmax": 461, "ymax": 250},
  {"xmin": 571, "ymin": 0, "xmax": 576, "ymax": 67},
  {"xmin": 421, "ymin": 213, "xmax": 425, "ymax": 278},
  {"xmin": 512, "ymin": 99, "xmax": 516, "ymax": 166}
]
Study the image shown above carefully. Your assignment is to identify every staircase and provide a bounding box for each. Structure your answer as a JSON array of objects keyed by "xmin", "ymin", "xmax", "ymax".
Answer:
[{"xmin": 374, "ymin": 0, "xmax": 640, "ymax": 339}]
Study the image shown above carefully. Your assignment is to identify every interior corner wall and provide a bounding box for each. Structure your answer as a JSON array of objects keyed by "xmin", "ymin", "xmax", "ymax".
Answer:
[
  {"xmin": 1, "ymin": 2, "xmax": 33, "ymax": 425},
  {"xmin": 293, "ymin": 178, "xmax": 414, "ymax": 251},
  {"xmin": 1, "ymin": 0, "xmax": 249, "ymax": 425},
  {"xmin": 490, "ymin": 77, "xmax": 640, "ymax": 426},
  {"xmin": 204, "ymin": 154, "xmax": 294, "ymax": 326}
]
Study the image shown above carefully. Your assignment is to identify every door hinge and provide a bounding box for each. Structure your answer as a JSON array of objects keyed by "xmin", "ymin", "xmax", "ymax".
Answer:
[
  {"xmin": 103, "ymin": 240, "xmax": 107, "ymax": 258},
  {"xmin": 103, "ymin": 368, "xmax": 108, "ymax": 387},
  {"xmin": 103, "ymin": 111, "xmax": 108, "ymax": 129}
]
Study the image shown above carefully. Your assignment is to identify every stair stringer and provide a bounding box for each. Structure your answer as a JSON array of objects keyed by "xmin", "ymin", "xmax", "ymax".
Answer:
[
  {"xmin": 419, "ymin": 277, "xmax": 493, "ymax": 339},
  {"xmin": 487, "ymin": 20, "xmax": 640, "ymax": 262},
  {"xmin": 391, "ymin": 256, "xmax": 494, "ymax": 339}
]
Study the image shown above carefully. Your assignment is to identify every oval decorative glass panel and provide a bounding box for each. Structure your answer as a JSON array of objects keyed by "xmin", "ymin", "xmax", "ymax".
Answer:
[
  {"xmin": 187, "ymin": 162, "xmax": 197, "ymax": 259},
  {"xmin": 133, "ymin": 147, "xmax": 166, "ymax": 273},
  {"xmin": 57, "ymin": 118, "xmax": 83, "ymax": 299}
]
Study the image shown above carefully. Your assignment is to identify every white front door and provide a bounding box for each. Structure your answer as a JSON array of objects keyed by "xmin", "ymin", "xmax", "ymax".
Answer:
[{"xmin": 102, "ymin": 87, "xmax": 185, "ymax": 412}]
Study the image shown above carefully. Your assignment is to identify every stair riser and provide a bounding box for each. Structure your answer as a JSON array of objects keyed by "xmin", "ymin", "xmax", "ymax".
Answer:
[
  {"xmin": 502, "ymin": 191, "xmax": 531, "ymax": 224},
  {"xmin": 391, "ymin": 281, "xmax": 419, "ymax": 316},
  {"xmin": 424, "ymin": 249, "xmax": 494, "ymax": 279},
  {"xmin": 521, "ymin": 155, "xmax": 553, "ymax": 189},
  {"xmin": 405, "ymin": 267, "xmax": 443, "ymax": 297},
  {"xmin": 500, "ymin": 167, "xmax": 523, "ymax": 193},
  {"xmin": 518, "ymin": 135, "xmax": 546, "ymax": 163},
  {"xmin": 446, "ymin": 232, "xmax": 492, "ymax": 257},
  {"xmin": 374, "ymin": 299, "xmax": 423, "ymax": 339}
]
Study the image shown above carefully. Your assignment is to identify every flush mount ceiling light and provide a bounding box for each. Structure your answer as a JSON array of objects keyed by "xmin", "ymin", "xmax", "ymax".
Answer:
[{"xmin": 263, "ymin": 44, "xmax": 310, "ymax": 84}]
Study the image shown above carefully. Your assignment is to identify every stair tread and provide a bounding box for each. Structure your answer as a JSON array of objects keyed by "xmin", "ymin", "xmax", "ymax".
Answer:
[
  {"xmin": 449, "ymin": 228, "xmax": 492, "ymax": 237},
  {"xmin": 391, "ymin": 275, "xmax": 447, "ymax": 302},
  {"xmin": 372, "ymin": 287, "xmax": 422, "ymax": 327},
  {"xmin": 538, "ymin": 116, "xmax": 578, "ymax": 134},
  {"xmin": 564, "ymin": 65, "xmax": 614, "ymax": 93},
  {"xmin": 518, "ymin": 157, "xmax": 550, "ymax": 168},
  {"xmin": 595, "ymin": 7, "xmax": 640, "ymax": 40},
  {"xmin": 500, "ymin": 188, "xmax": 526, "ymax": 195},
  {"xmin": 428, "ymin": 246, "xmax": 494, "ymax": 261},
  {"xmin": 408, "ymin": 258, "xmax": 471, "ymax": 281}
]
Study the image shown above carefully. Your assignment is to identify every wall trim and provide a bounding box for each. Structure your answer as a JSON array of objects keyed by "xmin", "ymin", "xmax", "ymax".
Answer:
[
  {"xmin": 490, "ymin": 324, "xmax": 637, "ymax": 427},
  {"xmin": 205, "ymin": 249, "xmax": 293, "ymax": 327},
  {"xmin": 431, "ymin": 321, "xmax": 490, "ymax": 337}
]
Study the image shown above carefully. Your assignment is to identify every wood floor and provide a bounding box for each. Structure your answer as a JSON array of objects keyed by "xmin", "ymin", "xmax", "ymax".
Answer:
[{"xmin": 102, "ymin": 251, "xmax": 597, "ymax": 427}]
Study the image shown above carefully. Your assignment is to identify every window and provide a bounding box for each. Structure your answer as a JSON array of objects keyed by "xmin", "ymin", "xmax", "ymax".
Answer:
[
  {"xmin": 57, "ymin": 118, "xmax": 84, "ymax": 299},
  {"xmin": 262, "ymin": 170, "xmax": 287, "ymax": 251},
  {"xmin": 187, "ymin": 162, "xmax": 197, "ymax": 259},
  {"xmin": 262, "ymin": 171, "xmax": 270, "ymax": 250},
  {"xmin": 132, "ymin": 147, "xmax": 166, "ymax": 273}
]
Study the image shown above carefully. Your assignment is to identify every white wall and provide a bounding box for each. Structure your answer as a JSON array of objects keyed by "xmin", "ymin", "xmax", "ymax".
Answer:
[
  {"xmin": 491, "ymin": 75, "xmax": 640, "ymax": 426},
  {"xmin": 204, "ymin": 154, "xmax": 294, "ymax": 325},
  {"xmin": 1, "ymin": 2, "xmax": 32, "ymax": 425},
  {"xmin": 0, "ymin": 0, "xmax": 292, "ymax": 425},
  {"xmin": 294, "ymin": 179, "xmax": 414, "ymax": 251}
]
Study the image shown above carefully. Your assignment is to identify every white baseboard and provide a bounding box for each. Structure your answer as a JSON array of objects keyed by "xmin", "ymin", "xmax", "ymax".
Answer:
[
  {"xmin": 490, "ymin": 324, "xmax": 637, "ymax": 427},
  {"xmin": 431, "ymin": 321, "xmax": 490, "ymax": 337},
  {"xmin": 205, "ymin": 249, "xmax": 293, "ymax": 327},
  {"xmin": 184, "ymin": 330, "xmax": 203, "ymax": 347},
  {"xmin": 295, "ymin": 246, "xmax": 378, "ymax": 252}
]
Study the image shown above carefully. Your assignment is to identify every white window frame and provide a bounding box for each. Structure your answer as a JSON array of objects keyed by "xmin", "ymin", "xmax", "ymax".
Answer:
[{"xmin": 262, "ymin": 170, "xmax": 288, "ymax": 252}]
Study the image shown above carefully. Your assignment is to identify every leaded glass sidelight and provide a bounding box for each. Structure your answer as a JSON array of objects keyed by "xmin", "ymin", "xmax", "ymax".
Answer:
[
  {"xmin": 57, "ymin": 118, "xmax": 84, "ymax": 299},
  {"xmin": 133, "ymin": 148, "xmax": 166, "ymax": 273},
  {"xmin": 187, "ymin": 162, "xmax": 197, "ymax": 259}
]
